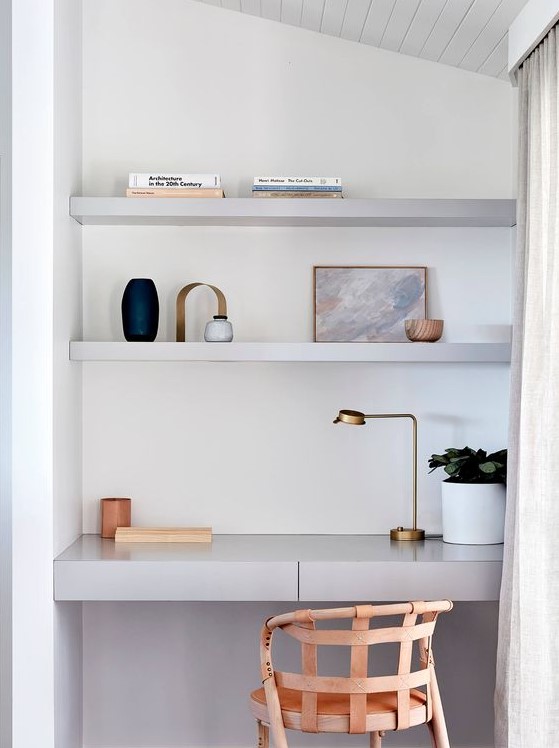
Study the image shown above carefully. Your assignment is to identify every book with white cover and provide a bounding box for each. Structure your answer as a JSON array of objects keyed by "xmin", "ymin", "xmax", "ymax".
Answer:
[
  {"xmin": 254, "ymin": 176, "xmax": 341, "ymax": 187},
  {"xmin": 129, "ymin": 173, "xmax": 221, "ymax": 188}
]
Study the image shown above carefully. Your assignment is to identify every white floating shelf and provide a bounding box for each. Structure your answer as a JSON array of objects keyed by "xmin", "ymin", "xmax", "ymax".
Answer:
[
  {"xmin": 69, "ymin": 197, "xmax": 516, "ymax": 227},
  {"xmin": 69, "ymin": 342, "xmax": 511, "ymax": 363}
]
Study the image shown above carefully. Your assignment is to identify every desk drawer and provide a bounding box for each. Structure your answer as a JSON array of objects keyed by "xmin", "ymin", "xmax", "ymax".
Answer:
[
  {"xmin": 55, "ymin": 560, "xmax": 298, "ymax": 601},
  {"xmin": 298, "ymin": 561, "xmax": 502, "ymax": 601}
]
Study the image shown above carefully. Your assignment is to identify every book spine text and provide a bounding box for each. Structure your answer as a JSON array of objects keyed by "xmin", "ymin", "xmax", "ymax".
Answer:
[
  {"xmin": 126, "ymin": 188, "xmax": 224, "ymax": 198},
  {"xmin": 254, "ymin": 176, "xmax": 341, "ymax": 187},
  {"xmin": 129, "ymin": 173, "xmax": 221, "ymax": 188}
]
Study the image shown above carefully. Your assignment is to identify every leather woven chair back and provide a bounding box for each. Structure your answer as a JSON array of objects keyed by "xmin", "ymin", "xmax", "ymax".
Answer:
[{"xmin": 251, "ymin": 600, "xmax": 453, "ymax": 747}]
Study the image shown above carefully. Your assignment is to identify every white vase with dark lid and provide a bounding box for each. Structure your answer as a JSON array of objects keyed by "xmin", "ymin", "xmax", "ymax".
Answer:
[{"xmin": 204, "ymin": 315, "xmax": 233, "ymax": 342}]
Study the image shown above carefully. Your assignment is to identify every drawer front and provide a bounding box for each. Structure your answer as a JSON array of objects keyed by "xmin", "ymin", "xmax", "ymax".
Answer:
[
  {"xmin": 298, "ymin": 562, "xmax": 502, "ymax": 602},
  {"xmin": 55, "ymin": 561, "xmax": 298, "ymax": 601}
]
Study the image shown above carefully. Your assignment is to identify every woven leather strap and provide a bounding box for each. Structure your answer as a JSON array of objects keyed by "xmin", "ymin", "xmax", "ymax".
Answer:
[
  {"xmin": 300, "ymin": 621, "xmax": 318, "ymax": 733},
  {"xmin": 418, "ymin": 610, "xmax": 438, "ymax": 722},
  {"xmin": 349, "ymin": 605, "xmax": 370, "ymax": 733},
  {"xmin": 274, "ymin": 668, "xmax": 430, "ymax": 693},
  {"xmin": 282, "ymin": 620, "xmax": 436, "ymax": 646},
  {"xmin": 396, "ymin": 612, "xmax": 418, "ymax": 730}
]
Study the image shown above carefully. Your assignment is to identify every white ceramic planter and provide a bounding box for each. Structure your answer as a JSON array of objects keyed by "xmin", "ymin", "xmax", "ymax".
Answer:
[{"xmin": 441, "ymin": 482, "xmax": 506, "ymax": 544}]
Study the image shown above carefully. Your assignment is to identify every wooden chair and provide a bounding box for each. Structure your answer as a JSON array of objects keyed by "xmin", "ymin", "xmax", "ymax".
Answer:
[{"xmin": 249, "ymin": 600, "xmax": 453, "ymax": 747}]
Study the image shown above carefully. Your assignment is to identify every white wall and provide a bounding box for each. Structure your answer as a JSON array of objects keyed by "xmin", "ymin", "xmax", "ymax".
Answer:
[
  {"xmin": 81, "ymin": 0, "xmax": 513, "ymax": 537},
  {"xmin": 80, "ymin": 2, "xmax": 514, "ymax": 747},
  {"xmin": 11, "ymin": 0, "xmax": 55, "ymax": 745},
  {"xmin": 54, "ymin": 1, "xmax": 84, "ymax": 745},
  {"xmin": 55, "ymin": 603, "xmax": 83, "ymax": 748},
  {"xmin": 82, "ymin": 226, "xmax": 511, "ymax": 536},
  {"xmin": 83, "ymin": 0, "xmax": 514, "ymax": 200},
  {"xmin": 2, "ymin": 1, "xmax": 84, "ymax": 746},
  {"xmin": 0, "ymin": 0, "xmax": 12, "ymax": 742},
  {"xmin": 54, "ymin": 0, "xmax": 83, "ymax": 556}
]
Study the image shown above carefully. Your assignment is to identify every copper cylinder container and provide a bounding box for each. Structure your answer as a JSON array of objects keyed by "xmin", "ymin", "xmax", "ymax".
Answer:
[{"xmin": 100, "ymin": 498, "xmax": 132, "ymax": 538}]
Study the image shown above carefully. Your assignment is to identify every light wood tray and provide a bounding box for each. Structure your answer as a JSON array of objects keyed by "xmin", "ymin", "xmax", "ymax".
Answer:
[{"xmin": 114, "ymin": 527, "xmax": 212, "ymax": 543}]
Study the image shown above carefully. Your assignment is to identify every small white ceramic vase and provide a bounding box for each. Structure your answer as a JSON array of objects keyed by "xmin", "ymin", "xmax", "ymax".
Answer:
[
  {"xmin": 204, "ymin": 315, "xmax": 233, "ymax": 342},
  {"xmin": 441, "ymin": 482, "xmax": 506, "ymax": 544}
]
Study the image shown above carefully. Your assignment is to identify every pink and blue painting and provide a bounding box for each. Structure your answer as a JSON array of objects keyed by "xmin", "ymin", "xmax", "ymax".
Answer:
[{"xmin": 314, "ymin": 266, "xmax": 426, "ymax": 342}]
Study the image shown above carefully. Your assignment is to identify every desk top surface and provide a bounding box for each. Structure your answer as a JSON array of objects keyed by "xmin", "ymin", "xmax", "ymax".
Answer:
[{"xmin": 56, "ymin": 534, "xmax": 504, "ymax": 564}]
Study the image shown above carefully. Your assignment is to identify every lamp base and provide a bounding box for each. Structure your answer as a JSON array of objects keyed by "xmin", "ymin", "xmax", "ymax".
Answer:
[{"xmin": 390, "ymin": 526, "xmax": 425, "ymax": 541}]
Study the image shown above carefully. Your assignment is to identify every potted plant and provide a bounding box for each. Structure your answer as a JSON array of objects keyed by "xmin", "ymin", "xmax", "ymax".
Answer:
[{"xmin": 428, "ymin": 447, "xmax": 507, "ymax": 544}]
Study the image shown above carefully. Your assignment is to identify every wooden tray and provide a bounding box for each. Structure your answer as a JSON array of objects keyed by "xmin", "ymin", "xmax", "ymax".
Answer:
[{"xmin": 114, "ymin": 527, "xmax": 212, "ymax": 543}]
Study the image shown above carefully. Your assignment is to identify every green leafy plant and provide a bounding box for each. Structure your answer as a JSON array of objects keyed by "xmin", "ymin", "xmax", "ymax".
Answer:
[{"xmin": 428, "ymin": 447, "xmax": 507, "ymax": 484}]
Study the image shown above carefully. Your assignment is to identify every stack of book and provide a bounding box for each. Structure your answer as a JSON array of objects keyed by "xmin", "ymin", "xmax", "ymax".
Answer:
[
  {"xmin": 126, "ymin": 173, "xmax": 223, "ymax": 198},
  {"xmin": 252, "ymin": 176, "xmax": 343, "ymax": 198}
]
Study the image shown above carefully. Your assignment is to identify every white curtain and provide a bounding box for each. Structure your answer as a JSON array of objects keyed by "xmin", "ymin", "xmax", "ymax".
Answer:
[{"xmin": 495, "ymin": 26, "xmax": 559, "ymax": 748}]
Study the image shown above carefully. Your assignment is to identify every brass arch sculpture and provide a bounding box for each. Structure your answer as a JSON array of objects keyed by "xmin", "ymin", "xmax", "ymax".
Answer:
[{"xmin": 176, "ymin": 282, "xmax": 228, "ymax": 342}]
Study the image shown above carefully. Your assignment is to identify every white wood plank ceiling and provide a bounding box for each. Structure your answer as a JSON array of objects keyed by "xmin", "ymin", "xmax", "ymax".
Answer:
[{"xmin": 197, "ymin": 0, "xmax": 530, "ymax": 80}]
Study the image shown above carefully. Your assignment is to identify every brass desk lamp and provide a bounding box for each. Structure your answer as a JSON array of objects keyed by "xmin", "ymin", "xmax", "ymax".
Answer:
[{"xmin": 333, "ymin": 409, "xmax": 425, "ymax": 541}]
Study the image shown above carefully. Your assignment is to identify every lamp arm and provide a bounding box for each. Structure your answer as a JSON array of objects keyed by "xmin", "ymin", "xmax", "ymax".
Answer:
[{"xmin": 362, "ymin": 414, "xmax": 418, "ymax": 531}]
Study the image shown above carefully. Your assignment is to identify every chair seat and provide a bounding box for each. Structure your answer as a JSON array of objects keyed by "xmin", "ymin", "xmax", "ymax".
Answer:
[{"xmin": 250, "ymin": 686, "xmax": 429, "ymax": 733}]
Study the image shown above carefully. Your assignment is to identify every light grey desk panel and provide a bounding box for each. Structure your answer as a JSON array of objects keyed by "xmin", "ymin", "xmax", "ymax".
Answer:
[
  {"xmin": 55, "ymin": 535, "xmax": 300, "ymax": 601},
  {"xmin": 55, "ymin": 534, "xmax": 504, "ymax": 562},
  {"xmin": 54, "ymin": 535, "xmax": 502, "ymax": 601},
  {"xmin": 299, "ymin": 561, "xmax": 502, "ymax": 601},
  {"xmin": 55, "ymin": 560, "xmax": 297, "ymax": 601},
  {"xmin": 295, "ymin": 535, "xmax": 502, "ymax": 601}
]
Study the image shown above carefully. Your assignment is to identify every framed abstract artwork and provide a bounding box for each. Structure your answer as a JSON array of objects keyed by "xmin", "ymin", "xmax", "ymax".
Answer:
[{"xmin": 314, "ymin": 266, "xmax": 427, "ymax": 342}]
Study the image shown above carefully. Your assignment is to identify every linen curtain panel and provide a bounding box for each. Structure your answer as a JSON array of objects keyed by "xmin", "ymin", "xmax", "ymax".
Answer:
[{"xmin": 495, "ymin": 26, "xmax": 559, "ymax": 748}]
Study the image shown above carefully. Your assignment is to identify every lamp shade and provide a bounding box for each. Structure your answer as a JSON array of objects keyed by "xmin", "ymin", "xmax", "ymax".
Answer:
[{"xmin": 333, "ymin": 409, "xmax": 366, "ymax": 425}]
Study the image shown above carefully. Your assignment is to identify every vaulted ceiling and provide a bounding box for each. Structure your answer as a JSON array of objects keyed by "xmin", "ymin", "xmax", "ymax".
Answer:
[{"xmin": 195, "ymin": 0, "xmax": 530, "ymax": 80}]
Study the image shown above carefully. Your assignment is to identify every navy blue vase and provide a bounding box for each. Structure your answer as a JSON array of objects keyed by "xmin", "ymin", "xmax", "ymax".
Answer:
[{"xmin": 121, "ymin": 279, "xmax": 159, "ymax": 342}]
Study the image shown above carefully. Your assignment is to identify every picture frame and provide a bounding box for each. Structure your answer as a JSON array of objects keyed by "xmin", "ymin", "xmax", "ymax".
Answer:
[{"xmin": 314, "ymin": 265, "xmax": 427, "ymax": 342}]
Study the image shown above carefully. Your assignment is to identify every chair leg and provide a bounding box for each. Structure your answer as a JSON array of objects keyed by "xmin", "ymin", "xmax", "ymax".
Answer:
[
  {"xmin": 370, "ymin": 730, "xmax": 385, "ymax": 747},
  {"xmin": 263, "ymin": 680, "xmax": 289, "ymax": 748},
  {"xmin": 256, "ymin": 720, "xmax": 269, "ymax": 748},
  {"xmin": 427, "ymin": 713, "xmax": 450, "ymax": 748},
  {"xmin": 427, "ymin": 720, "xmax": 437, "ymax": 747},
  {"xmin": 427, "ymin": 668, "xmax": 450, "ymax": 748}
]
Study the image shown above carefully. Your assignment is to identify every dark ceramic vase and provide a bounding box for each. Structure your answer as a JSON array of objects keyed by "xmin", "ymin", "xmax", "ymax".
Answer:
[{"xmin": 121, "ymin": 278, "xmax": 159, "ymax": 342}]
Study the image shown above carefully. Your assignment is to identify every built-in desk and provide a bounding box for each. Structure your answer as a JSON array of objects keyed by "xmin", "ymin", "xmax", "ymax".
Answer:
[{"xmin": 54, "ymin": 534, "xmax": 502, "ymax": 602}]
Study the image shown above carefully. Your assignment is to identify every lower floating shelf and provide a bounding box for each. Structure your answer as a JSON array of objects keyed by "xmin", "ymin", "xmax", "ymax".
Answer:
[{"xmin": 69, "ymin": 341, "xmax": 511, "ymax": 363}]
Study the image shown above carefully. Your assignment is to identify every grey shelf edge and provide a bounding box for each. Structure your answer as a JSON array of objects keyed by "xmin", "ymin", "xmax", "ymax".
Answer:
[
  {"xmin": 69, "ymin": 197, "xmax": 517, "ymax": 227},
  {"xmin": 69, "ymin": 342, "xmax": 512, "ymax": 363},
  {"xmin": 54, "ymin": 534, "xmax": 503, "ymax": 602}
]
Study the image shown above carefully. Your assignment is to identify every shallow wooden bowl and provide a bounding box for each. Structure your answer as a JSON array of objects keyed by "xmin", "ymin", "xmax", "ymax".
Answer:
[{"xmin": 405, "ymin": 319, "xmax": 444, "ymax": 342}]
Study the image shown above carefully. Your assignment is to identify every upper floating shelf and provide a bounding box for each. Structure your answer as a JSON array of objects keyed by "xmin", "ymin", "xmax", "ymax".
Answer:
[
  {"xmin": 69, "ymin": 197, "xmax": 516, "ymax": 227},
  {"xmin": 69, "ymin": 342, "xmax": 512, "ymax": 363}
]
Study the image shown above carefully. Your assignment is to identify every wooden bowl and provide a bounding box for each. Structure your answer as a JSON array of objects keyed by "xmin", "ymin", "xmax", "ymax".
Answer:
[{"xmin": 405, "ymin": 319, "xmax": 444, "ymax": 342}]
